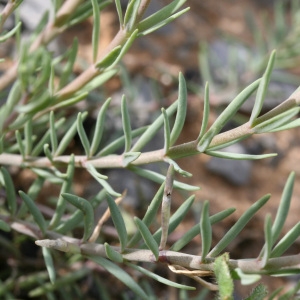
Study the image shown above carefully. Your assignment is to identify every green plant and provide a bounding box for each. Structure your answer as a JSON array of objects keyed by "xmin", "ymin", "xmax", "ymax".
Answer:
[{"xmin": 1, "ymin": 0, "xmax": 300, "ymax": 299}]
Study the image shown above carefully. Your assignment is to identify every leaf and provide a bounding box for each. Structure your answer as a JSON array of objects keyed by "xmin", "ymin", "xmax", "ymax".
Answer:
[
  {"xmin": 121, "ymin": 95, "xmax": 132, "ymax": 152},
  {"xmin": 198, "ymin": 82, "xmax": 210, "ymax": 140},
  {"xmin": 261, "ymin": 214, "xmax": 272, "ymax": 268},
  {"xmin": 24, "ymin": 118, "xmax": 33, "ymax": 156},
  {"xmin": 250, "ymin": 50, "xmax": 276, "ymax": 126},
  {"xmin": 214, "ymin": 253, "xmax": 233, "ymax": 300},
  {"xmin": 61, "ymin": 193, "xmax": 94, "ymax": 242},
  {"xmin": 77, "ymin": 112, "xmax": 90, "ymax": 156},
  {"xmin": 0, "ymin": 220, "xmax": 11, "ymax": 232},
  {"xmin": 198, "ymin": 79, "xmax": 261, "ymax": 152},
  {"xmin": 106, "ymin": 193, "xmax": 128, "ymax": 252},
  {"xmin": 49, "ymin": 111, "xmax": 58, "ymax": 154},
  {"xmin": 170, "ymin": 73, "xmax": 187, "ymax": 146},
  {"xmin": 208, "ymin": 194, "xmax": 270, "ymax": 257},
  {"xmin": 0, "ymin": 22, "xmax": 22, "ymax": 42},
  {"xmin": 123, "ymin": 0, "xmax": 141, "ymax": 31},
  {"xmin": 1, "ymin": 167, "xmax": 17, "ymax": 216},
  {"xmin": 19, "ymin": 191, "xmax": 47, "ymax": 235},
  {"xmin": 162, "ymin": 108, "xmax": 171, "ymax": 153},
  {"xmin": 96, "ymin": 46, "xmax": 122, "ymax": 69},
  {"xmin": 90, "ymin": 98, "xmax": 111, "ymax": 157},
  {"xmin": 127, "ymin": 262, "xmax": 195, "ymax": 290},
  {"xmin": 244, "ymin": 284, "xmax": 268, "ymax": 300},
  {"xmin": 122, "ymin": 152, "xmax": 141, "ymax": 167},
  {"xmin": 42, "ymin": 247, "xmax": 56, "ymax": 284},
  {"xmin": 134, "ymin": 217, "xmax": 159, "ymax": 260},
  {"xmin": 91, "ymin": 0, "xmax": 100, "ymax": 63},
  {"xmin": 104, "ymin": 243, "xmax": 123, "ymax": 263},
  {"xmin": 90, "ymin": 256, "xmax": 148, "ymax": 300},
  {"xmin": 205, "ymin": 150, "xmax": 277, "ymax": 160},
  {"xmin": 115, "ymin": 0, "xmax": 123, "ymax": 25},
  {"xmin": 200, "ymin": 201, "xmax": 212, "ymax": 262},
  {"xmin": 234, "ymin": 268, "xmax": 261, "ymax": 286}
]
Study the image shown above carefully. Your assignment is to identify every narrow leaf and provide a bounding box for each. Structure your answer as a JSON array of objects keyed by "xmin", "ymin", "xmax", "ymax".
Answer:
[
  {"xmin": 123, "ymin": 0, "xmax": 141, "ymax": 31},
  {"xmin": 43, "ymin": 144, "xmax": 53, "ymax": 162},
  {"xmin": 235, "ymin": 269, "xmax": 261, "ymax": 286},
  {"xmin": 198, "ymin": 81, "xmax": 210, "ymax": 140},
  {"xmin": 0, "ymin": 22, "xmax": 22, "ymax": 42},
  {"xmin": 62, "ymin": 193, "xmax": 94, "ymax": 242},
  {"xmin": 208, "ymin": 194, "xmax": 270, "ymax": 257},
  {"xmin": 270, "ymin": 222, "xmax": 300, "ymax": 258},
  {"xmin": 104, "ymin": 243, "xmax": 123, "ymax": 263},
  {"xmin": 91, "ymin": 0, "xmax": 100, "ymax": 63},
  {"xmin": 122, "ymin": 152, "xmax": 141, "ymax": 167},
  {"xmin": 170, "ymin": 73, "xmax": 187, "ymax": 146},
  {"xmin": 250, "ymin": 50, "xmax": 276, "ymax": 126},
  {"xmin": 96, "ymin": 46, "xmax": 122, "ymax": 69},
  {"xmin": 121, "ymin": 95, "xmax": 132, "ymax": 152},
  {"xmin": 106, "ymin": 193, "xmax": 127, "ymax": 252},
  {"xmin": 200, "ymin": 200, "xmax": 212, "ymax": 262},
  {"xmin": 134, "ymin": 217, "xmax": 159, "ymax": 260},
  {"xmin": 162, "ymin": 108, "xmax": 171, "ymax": 153},
  {"xmin": 1, "ymin": 167, "xmax": 17, "ymax": 215},
  {"xmin": 42, "ymin": 247, "xmax": 56, "ymax": 284},
  {"xmin": 49, "ymin": 111, "xmax": 57, "ymax": 154},
  {"xmin": 90, "ymin": 256, "xmax": 148, "ymax": 300},
  {"xmin": 205, "ymin": 150, "xmax": 277, "ymax": 160},
  {"xmin": 19, "ymin": 191, "xmax": 47, "ymax": 235},
  {"xmin": 164, "ymin": 158, "xmax": 192, "ymax": 177},
  {"xmin": 77, "ymin": 112, "xmax": 90, "ymax": 156},
  {"xmin": 115, "ymin": 0, "xmax": 123, "ymax": 25},
  {"xmin": 90, "ymin": 98, "xmax": 111, "ymax": 157},
  {"xmin": 0, "ymin": 220, "xmax": 11, "ymax": 232},
  {"xmin": 261, "ymin": 214, "xmax": 272, "ymax": 268},
  {"xmin": 131, "ymin": 100, "xmax": 178, "ymax": 152},
  {"xmin": 24, "ymin": 118, "xmax": 33, "ymax": 156},
  {"xmin": 127, "ymin": 262, "xmax": 195, "ymax": 290},
  {"xmin": 198, "ymin": 79, "xmax": 261, "ymax": 152}
]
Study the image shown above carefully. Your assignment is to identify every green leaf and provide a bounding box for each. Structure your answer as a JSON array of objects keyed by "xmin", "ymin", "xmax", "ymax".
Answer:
[
  {"xmin": 90, "ymin": 256, "xmax": 148, "ymax": 300},
  {"xmin": 127, "ymin": 262, "xmax": 195, "ymax": 290},
  {"xmin": 43, "ymin": 144, "xmax": 53, "ymax": 162},
  {"xmin": 131, "ymin": 100, "xmax": 178, "ymax": 152},
  {"xmin": 244, "ymin": 284, "xmax": 268, "ymax": 300},
  {"xmin": 269, "ymin": 118, "xmax": 300, "ymax": 132},
  {"xmin": 208, "ymin": 194, "xmax": 270, "ymax": 257},
  {"xmin": 61, "ymin": 193, "xmax": 94, "ymax": 242},
  {"xmin": 205, "ymin": 150, "xmax": 277, "ymax": 160},
  {"xmin": 55, "ymin": 113, "xmax": 88, "ymax": 156},
  {"xmin": 96, "ymin": 46, "xmax": 122, "ymax": 69},
  {"xmin": 115, "ymin": 0, "xmax": 123, "ymax": 25},
  {"xmin": 121, "ymin": 95, "xmax": 132, "ymax": 152},
  {"xmin": 198, "ymin": 82, "xmax": 210, "ymax": 140},
  {"xmin": 77, "ymin": 112, "xmax": 90, "ymax": 156},
  {"xmin": 164, "ymin": 158, "xmax": 192, "ymax": 177},
  {"xmin": 170, "ymin": 73, "xmax": 187, "ymax": 146},
  {"xmin": 261, "ymin": 214, "xmax": 272, "ymax": 268},
  {"xmin": 0, "ymin": 220, "xmax": 11, "ymax": 232},
  {"xmin": 170, "ymin": 208, "xmax": 236, "ymax": 252},
  {"xmin": 106, "ymin": 193, "xmax": 127, "ymax": 252},
  {"xmin": 42, "ymin": 247, "xmax": 56, "ymax": 284},
  {"xmin": 24, "ymin": 118, "xmax": 33, "ymax": 156},
  {"xmin": 253, "ymin": 107, "xmax": 300, "ymax": 133},
  {"xmin": 104, "ymin": 243, "xmax": 123, "ymax": 263},
  {"xmin": 198, "ymin": 79, "xmax": 261, "ymax": 152},
  {"xmin": 137, "ymin": 0, "xmax": 186, "ymax": 33},
  {"xmin": 134, "ymin": 217, "xmax": 159, "ymax": 260},
  {"xmin": 129, "ymin": 166, "xmax": 200, "ymax": 191},
  {"xmin": 90, "ymin": 98, "xmax": 111, "ymax": 157},
  {"xmin": 123, "ymin": 0, "xmax": 141, "ymax": 31},
  {"xmin": 91, "ymin": 0, "xmax": 100, "ymax": 63},
  {"xmin": 19, "ymin": 191, "xmax": 47, "ymax": 235},
  {"xmin": 162, "ymin": 108, "xmax": 171, "ymax": 153},
  {"xmin": 49, "ymin": 111, "xmax": 58, "ymax": 154},
  {"xmin": 1, "ymin": 167, "xmax": 17, "ymax": 216},
  {"xmin": 200, "ymin": 201, "xmax": 212, "ymax": 262},
  {"xmin": 122, "ymin": 152, "xmax": 141, "ymax": 167},
  {"xmin": 250, "ymin": 50, "xmax": 276, "ymax": 126},
  {"xmin": 270, "ymin": 222, "xmax": 300, "ymax": 258},
  {"xmin": 128, "ymin": 183, "xmax": 165, "ymax": 247},
  {"xmin": 0, "ymin": 22, "xmax": 22, "ymax": 42},
  {"xmin": 214, "ymin": 253, "xmax": 233, "ymax": 300}
]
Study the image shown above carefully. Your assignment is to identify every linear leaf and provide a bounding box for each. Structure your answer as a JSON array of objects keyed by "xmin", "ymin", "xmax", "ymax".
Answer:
[
  {"xmin": 250, "ymin": 50, "xmax": 276, "ymax": 126},
  {"xmin": 127, "ymin": 262, "xmax": 195, "ymax": 290},
  {"xmin": 129, "ymin": 166, "xmax": 200, "ymax": 191},
  {"xmin": 170, "ymin": 73, "xmax": 187, "ymax": 146},
  {"xmin": 62, "ymin": 193, "xmax": 94, "ymax": 242},
  {"xmin": 90, "ymin": 98, "xmax": 111, "ymax": 157},
  {"xmin": 77, "ymin": 112, "xmax": 90, "ymax": 156},
  {"xmin": 24, "ymin": 118, "xmax": 33, "ymax": 156},
  {"xmin": 106, "ymin": 193, "xmax": 127, "ymax": 252},
  {"xmin": 1, "ymin": 167, "xmax": 17, "ymax": 216},
  {"xmin": 122, "ymin": 152, "xmax": 141, "ymax": 167},
  {"xmin": 115, "ymin": 0, "xmax": 123, "ymax": 25},
  {"xmin": 104, "ymin": 243, "xmax": 123, "ymax": 263},
  {"xmin": 0, "ymin": 22, "xmax": 22, "ymax": 42},
  {"xmin": 261, "ymin": 214, "xmax": 272, "ymax": 268},
  {"xmin": 43, "ymin": 144, "xmax": 53, "ymax": 162},
  {"xmin": 164, "ymin": 158, "xmax": 192, "ymax": 177},
  {"xmin": 162, "ymin": 108, "xmax": 171, "ymax": 153},
  {"xmin": 208, "ymin": 194, "xmax": 270, "ymax": 257},
  {"xmin": 19, "ymin": 191, "xmax": 47, "ymax": 235},
  {"xmin": 42, "ymin": 247, "xmax": 56, "ymax": 284},
  {"xmin": 121, "ymin": 95, "xmax": 132, "ymax": 152},
  {"xmin": 200, "ymin": 201, "xmax": 212, "ymax": 262},
  {"xmin": 198, "ymin": 81, "xmax": 210, "ymax": 140},
  {"xmin": 205, "ymin": 150, "xmax": 277, "ymax": 160},
  {"xmin": 198, "ymin": 79, "xmax": 261, "ymax": 152},
  {"xmin": 123, "ymin": 0, "xmax": 141, "ymax": 31},
  {"xmin": 90, "ymin": 256, "xmax": 148, "ymax": 300},
  {"xmin": 134, "ymin": 217, "xmax": 159, "ymax": 260},
  {"xmin": 96, "ymin": 46, "xmax": 122, "ymax": 69},
  {"xmin": 269, "ymin": 118, "xmax": 300, "ymax": 132},
  {"xmin": 49, "ymin": 111, "xmax": 58, "ymax": 154},
  {"xmin": 91, "ymin": 0, "xmax": 100, "ymax": 63}
]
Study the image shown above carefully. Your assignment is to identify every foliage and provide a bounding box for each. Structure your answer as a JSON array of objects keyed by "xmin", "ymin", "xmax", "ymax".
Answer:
[{"xmin": 1, "ymin": 0, "xmax": 300, "ymax": 299}]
